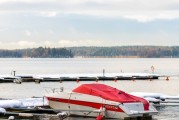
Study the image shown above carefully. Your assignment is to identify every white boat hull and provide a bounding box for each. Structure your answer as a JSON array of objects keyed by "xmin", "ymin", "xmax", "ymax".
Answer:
[
  {"xmin": 48, "ymin": 100, "xmax": 128, "ymax": 119},
  {"xmin": 46, "ymin": 92, "xmax": 157, "ymax": 119}
]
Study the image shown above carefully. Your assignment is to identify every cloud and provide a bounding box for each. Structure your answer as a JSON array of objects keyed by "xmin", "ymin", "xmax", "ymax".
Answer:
[
  {"xmin": 58, "ymin": 39, "xmax": 102, "ymax": 47},
  {"xmin": 17, "ymin": 41, "xmax": 36, "ymax": 47},
  {"xmin": 25, "ymin": 30, "xmax": 31, "ymax": 36},
  {"xmin": 1, "ymin": 1, "xmax": 179, "ymax": 48},
  {"xmin": 0, "ymin": 41, "xmax": 38, "ymax": 49},
  {"xmin": 0, "ymin": 39, "xmax": 104, "ymax": 49},
  {"xmin": 0, "ymin": 0, "xmax": 55, "ymax": 4},
  {"xmin": 0, "ymin": 0, "xmax": 179, "ymax": 22},
  {"xmin": 0, "ymin": 39, "xmax": 103, "ymax": 49},
  {"xmin": 48, "ymin": 30, "xmax": 55, "ymax": 34},
  {"xmin": 44, "ymin": 41, "xmax": 53, "ymax": 47},
  {"xmin": 39, "ymin": 11, "xmax": 57, "ymax": 17},
  {"xmin": 123, "ymin": 10, "xmax": 179, "ymax": 23},
  {"xmin": 0, "ymin": 28, "xmax": 8, "ymax": 32}
]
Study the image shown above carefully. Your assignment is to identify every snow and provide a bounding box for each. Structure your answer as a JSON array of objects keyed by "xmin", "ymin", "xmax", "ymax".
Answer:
[
  {"xmin": 0, "ymin": 107, "xmax": 6, "ymax": 113},
  {"xmin": 18, "ymin": 97, "xmax": 48, "ymax": 107},
  {"xmin": 130, "ymin": 92, "xmax": 179, "ymax": 101},
  {"xmin": 0, "ymin": 100, "xmax": 23, "ymax": 108},
  {"xmin": 32, "ymin": 73, "xmax": 159, "ymax": 78},
  {"xmin": 0, "ymin": 97, "xmax": 48, "ymax": 108}
]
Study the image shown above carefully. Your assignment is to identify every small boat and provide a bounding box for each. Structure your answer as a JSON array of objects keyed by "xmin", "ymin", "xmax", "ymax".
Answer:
[{"xmin": 45, "ymin": 84, "xmax": 157, "ymax": 119}]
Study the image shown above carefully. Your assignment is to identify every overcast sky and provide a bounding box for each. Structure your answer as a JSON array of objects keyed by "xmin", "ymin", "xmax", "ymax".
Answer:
[{"xmin": 0, "ymin": 0, "xmax": 179, "ymax": 49}]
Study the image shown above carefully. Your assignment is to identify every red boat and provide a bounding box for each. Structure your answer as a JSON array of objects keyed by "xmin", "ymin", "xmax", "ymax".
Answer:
[{"xmin": 45, "ymin": 84, "xmax": 157, "ymax": 119}]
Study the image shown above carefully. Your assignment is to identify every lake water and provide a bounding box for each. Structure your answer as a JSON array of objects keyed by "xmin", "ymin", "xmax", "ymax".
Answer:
[
  {"xmin": 0, "ymin": 58, "xmax": 179, "ymax": 120},
  {"xmin": 0, "ymin": 58, "xmax": 179, "ymax": 75}
]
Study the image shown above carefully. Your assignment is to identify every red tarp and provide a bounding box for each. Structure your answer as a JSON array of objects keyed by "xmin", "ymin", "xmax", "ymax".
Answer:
[{"xmin": 72, "ymin": 84, "xmax": 149, "ymax": 110}]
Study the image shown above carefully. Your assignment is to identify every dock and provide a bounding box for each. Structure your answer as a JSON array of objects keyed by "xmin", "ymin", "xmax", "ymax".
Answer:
[
  {"xmin": 0, "ymin": 73, "xmax": 160, "ymax": 83},
  {"xmin": 0, "ymin": 107, "xmax": 68, "ymax": 120}
]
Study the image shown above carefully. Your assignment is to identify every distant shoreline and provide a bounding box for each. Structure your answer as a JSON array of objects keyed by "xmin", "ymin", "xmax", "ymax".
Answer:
[{"xmin": 0, "ymin": 46, "xmax": 179, "ymax": 58}]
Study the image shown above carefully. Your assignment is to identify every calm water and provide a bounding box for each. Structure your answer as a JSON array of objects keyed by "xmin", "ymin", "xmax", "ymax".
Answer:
[
  {"xmin": 0, "ymin": 58, "xmax": 179, "ymax": 75},
  {"xmin": 0, "ymin": 58, "xmax": 179, "ymax": 120}
]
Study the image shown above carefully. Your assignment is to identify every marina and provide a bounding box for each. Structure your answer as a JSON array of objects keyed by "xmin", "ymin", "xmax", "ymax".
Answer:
[
  {"xmin": 0, "ymin": 84, "xmax": 179, "ymax": 120},
  {"xmin": 1, "ymin": 0, "xmax": 179, "ymax": 119},
  {"xmin": 0, "ymin": 58, "xmax": 179, "ymax": 120}
]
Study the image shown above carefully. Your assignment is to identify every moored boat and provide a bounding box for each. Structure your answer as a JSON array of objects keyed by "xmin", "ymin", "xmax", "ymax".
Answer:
[{"xmin": 45, "ymin": 84, "xmax": 158, "ymax": 119}]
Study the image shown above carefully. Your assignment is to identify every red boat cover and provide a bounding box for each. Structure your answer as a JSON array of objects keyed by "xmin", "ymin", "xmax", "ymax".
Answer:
[{"xmin": 73, "ymin": 84, "xmax": 149, "ymax": 110}]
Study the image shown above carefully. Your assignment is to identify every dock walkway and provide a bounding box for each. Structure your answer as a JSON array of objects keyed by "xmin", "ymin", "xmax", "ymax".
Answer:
[{"xmin": 0, "ymin": 73, "xmax": 160, "ymax": 83}]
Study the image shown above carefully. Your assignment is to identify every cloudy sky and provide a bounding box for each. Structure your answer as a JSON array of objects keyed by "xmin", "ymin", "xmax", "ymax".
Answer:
[{"xmin": 0, "ymin": 0, "xmax": 179, "ymax": 49}]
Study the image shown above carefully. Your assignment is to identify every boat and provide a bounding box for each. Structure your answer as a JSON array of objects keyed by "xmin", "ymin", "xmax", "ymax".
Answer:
[{"xmin": 45, "ymin": 84, "xmax": 158, "ymax": 119}]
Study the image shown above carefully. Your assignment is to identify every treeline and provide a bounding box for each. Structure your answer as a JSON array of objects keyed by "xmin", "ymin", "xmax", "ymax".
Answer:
[
  {"xmin": 1, "ymin": 46, "xmax": 179, "ymax": 58},
  {"xmin": 0, "ymin": 47, "xmax": 73, "ymax": 58},
  {"xmin": 68, "ymin": 46, "xmax": 179, "ymax": 58}
]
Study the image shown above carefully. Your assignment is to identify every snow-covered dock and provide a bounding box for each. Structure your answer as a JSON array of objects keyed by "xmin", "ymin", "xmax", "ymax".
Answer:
[{"xmin": 0, "ymin": 73, "xmax": 160, "ymax": 83}]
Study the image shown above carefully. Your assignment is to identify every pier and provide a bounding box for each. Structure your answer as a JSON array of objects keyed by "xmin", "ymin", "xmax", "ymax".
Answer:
[{"xmin": 0, "ymin": 73, "xmax": 160, "ymax": 83}]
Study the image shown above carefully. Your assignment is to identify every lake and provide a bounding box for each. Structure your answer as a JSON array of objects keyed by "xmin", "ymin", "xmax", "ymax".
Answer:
[
  {"xmin": 0, "ymin": 58, "xmax": 179, "ymax": 120},
  {"xmin": 0, "ymin": 58, "xmax": 179, "ymax": 75}
]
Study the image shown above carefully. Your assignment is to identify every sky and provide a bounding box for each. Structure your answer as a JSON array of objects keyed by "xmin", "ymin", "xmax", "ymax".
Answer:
[{"xmin": 0, "ymin": 0, "xmax": 179, "ymax": 49}]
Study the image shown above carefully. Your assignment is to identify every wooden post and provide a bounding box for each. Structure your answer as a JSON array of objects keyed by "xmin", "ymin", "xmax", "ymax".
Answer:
[
  {"xmin": 103, "ymin": 69, "xmax": 105, "ymax": 77},
  {"xmin": 13, "ymin": 71, "xmax": 16, "ymax": 76}
]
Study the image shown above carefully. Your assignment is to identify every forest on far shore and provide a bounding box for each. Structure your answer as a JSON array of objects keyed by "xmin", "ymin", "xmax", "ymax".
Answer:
[
  {"xmin": 0, "ymin": 47, "xmax": 73, "ymax": 58},
  {"xmin": 68, "ymin": 46, "xmax": 179, "ymax": 58},
  {"xmin": 1, "ymin": 46, "xmax": 179, "ymax": 58}
]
